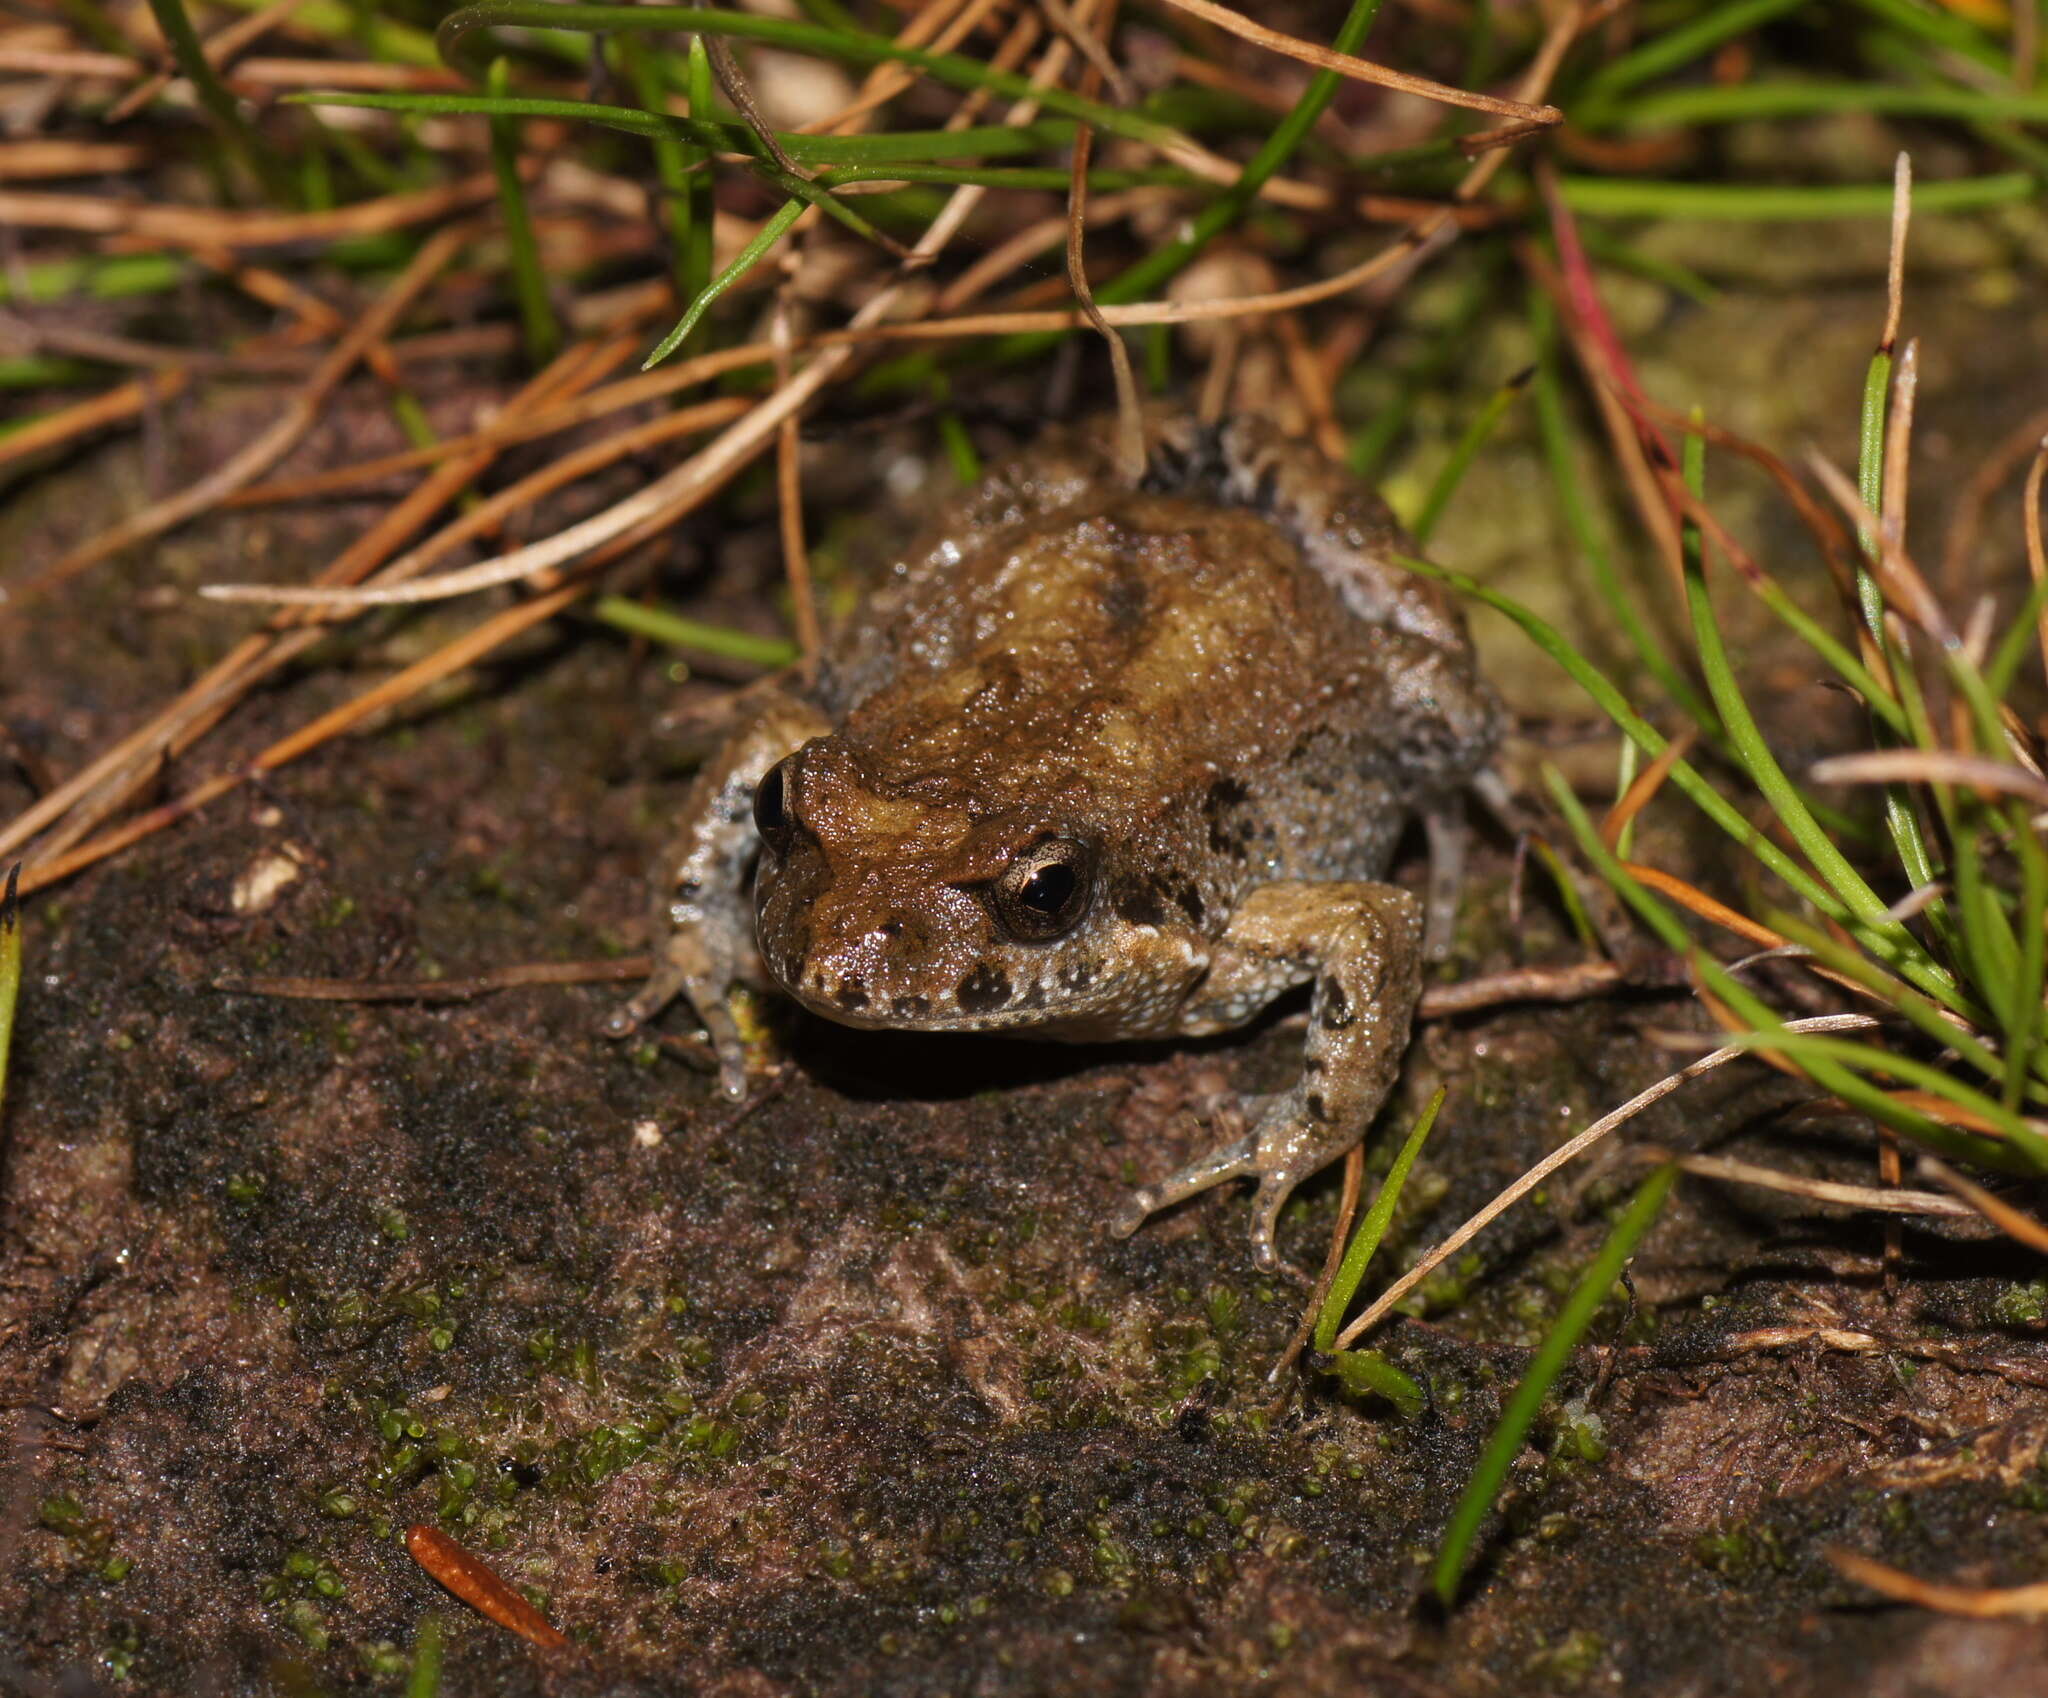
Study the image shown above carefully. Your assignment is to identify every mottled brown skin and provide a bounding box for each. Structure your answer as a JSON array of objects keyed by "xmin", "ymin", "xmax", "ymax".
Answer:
[{"xmin": 615, "ymin": 411, "xmax": 1500, "ymax": 1266}]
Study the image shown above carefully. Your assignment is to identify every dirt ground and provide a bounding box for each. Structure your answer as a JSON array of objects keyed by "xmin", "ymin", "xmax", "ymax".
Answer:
[{"xmin": 6, "ymin": 222, "xmax": 2048, "ymax": 1696}]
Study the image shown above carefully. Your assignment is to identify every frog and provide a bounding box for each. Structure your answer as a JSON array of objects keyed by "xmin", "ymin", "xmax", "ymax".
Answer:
[{"xmin": 608, "ymin": 408, "xmax": 1501, "ymax": 1267}]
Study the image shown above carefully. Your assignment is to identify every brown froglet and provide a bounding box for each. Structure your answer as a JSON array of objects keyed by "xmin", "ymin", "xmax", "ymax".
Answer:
[{"xmin": 612, "ymin": 410, "xmax": 1500, "ymax": 1266}]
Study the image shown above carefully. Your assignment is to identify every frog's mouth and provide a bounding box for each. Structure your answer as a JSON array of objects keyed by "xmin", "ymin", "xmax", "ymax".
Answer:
[{"xmin": 771, "ymin": 955, "xmax": 1074, "ymax": 1035}]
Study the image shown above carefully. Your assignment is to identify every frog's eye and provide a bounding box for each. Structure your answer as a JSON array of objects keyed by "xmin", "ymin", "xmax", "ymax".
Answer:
[
  {"xmin": 753, "ymin": 759, "xmax": 793, "ymax": 856},
  {"xmin": 992, "ymin": 838, "xmax": 1093, "ymax": 942}
]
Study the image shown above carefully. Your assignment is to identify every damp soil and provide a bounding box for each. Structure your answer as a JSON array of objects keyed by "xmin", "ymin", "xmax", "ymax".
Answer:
[{"xmin": 5, "ymin": 245, "xmax": 2048, "ymax": 1697}]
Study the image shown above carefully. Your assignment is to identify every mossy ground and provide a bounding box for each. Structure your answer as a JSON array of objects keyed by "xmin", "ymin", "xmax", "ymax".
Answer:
[{"xmin": 5, "ymin": 236, "xmax": 2048, "ymax": 1695}]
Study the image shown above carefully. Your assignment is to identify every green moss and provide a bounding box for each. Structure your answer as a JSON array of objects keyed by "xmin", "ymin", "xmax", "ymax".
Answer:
[
  {"xmin": 1692, "ymin": 1520, "xmax": 1791, "ymax": 1580},
  {"xmin": 1993, "ymin": 1280, "xmax": 2047, "ymax": 1324},
  {"xmin": 38, "ymin": 1493, "xmax": 89, "ymax": 1535},
  {"xmin": 1525, "ymin": 1628, "xmax": 1605, "ymax": 1687}
]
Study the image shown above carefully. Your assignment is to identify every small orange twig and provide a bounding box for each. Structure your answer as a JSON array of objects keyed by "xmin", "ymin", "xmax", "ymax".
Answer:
[
  {"xmin": 405, "ymin": 1525, "xmax": 570, "ymax": 1650},
  {"xmin": 1829, "ymin": 1546, "xmax": 2048, "ymax": 1620}
]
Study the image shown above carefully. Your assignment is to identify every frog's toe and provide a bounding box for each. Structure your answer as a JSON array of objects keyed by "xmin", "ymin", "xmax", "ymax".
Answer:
[
  {"xmin": 1109, "ymin": 1186, "xmax": 1162, "ymax": 1241},
  {"xmin": 604, "ymin": 951, "xmax": 694, "ymax": 1039},
  {"xmin": 1113, "ymin": 1131, "xmax": 1258, "ymax": 1242},
  {"xmin": 607, "ymin": 955, "xmax": 757, "ymax": 1099},
  {"xmin": 1246, "ymin": 1174, "xmax": 1316, "ymax": 1281}
]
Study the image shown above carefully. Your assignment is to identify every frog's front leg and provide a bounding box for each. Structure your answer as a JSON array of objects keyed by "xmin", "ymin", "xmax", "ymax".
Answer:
[
  {"xmin": 605, "ymin": 684, "xmax": 830, "ymax": 1098},
  {"xmin": 1112, "ymin": 881, "xmax": 1423, "ymax": 1268}
]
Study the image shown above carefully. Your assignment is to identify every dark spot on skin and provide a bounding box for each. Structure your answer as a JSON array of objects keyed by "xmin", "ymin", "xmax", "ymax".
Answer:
[
  {"xmin": 836, "ymin": 976, "xmax": 867, "ymax": 1011},
  {"xmin": 675, "ymin": 879, "xmax": 702, "ymax": 899},
  {"xmin": 879, "ymin": 918, "xmax": 903, "ymax": 938},
  {"xmin": 1059, "ymin": 960, "xmax": 1095, "ymax": 992},
  {"xmin": 1302, "ymin": 1056, "xmax": 1326, "ymax": 1075},
  {"xmin": 891, "ymin": 994, "xmax": 930, "ymax": 1018},
  {"xmin": 1305, "ymin": 1091, "xmax": 1328, "ymax": 1123},
  {"xmin": 1100, "ymin": 566, "xmax": 1149, "ymax": 634},
  {"xmin": 1320, "ymin": 976, "xmax": 1353, "ymax": 1029},
  {"xmin": 1250, "ymin": 462, "xmax": 1282, "ymax": 511},
  {"xmin": 1139, "ymin": 425, "xmax": 1225, "ymax": 494},
  {"xmin": 1204, "ymin": 777, "xmax": 1251, "ymax": 856},
  {"xmin": 1204, "ymin": 776, "xmax": 1250, "ymax": 816},
  {"xmin": 1115, "ymin": 871, "xmax": 1203, "ymax": 929},
  {"xmin": 1113, "ymin": 882, "xmax": 1167, "ymax": 928},
  {"xmin": 1018, "ymin": 979, "xmax": 1048, "ymax": 1009},
  {"xmin": 955, "ymin": 963, "xmax": 1012, "ymax": 1014}
]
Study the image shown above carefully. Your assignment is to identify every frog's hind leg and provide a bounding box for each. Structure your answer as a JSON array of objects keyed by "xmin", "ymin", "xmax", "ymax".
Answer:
[
  {"xmin": 1114, "ymin": 880, "xmax": 1423, "ymax": 1269},
  {"xmin": 1422, "ymin": 797, "xmax": 1469, "ymax": 962}
]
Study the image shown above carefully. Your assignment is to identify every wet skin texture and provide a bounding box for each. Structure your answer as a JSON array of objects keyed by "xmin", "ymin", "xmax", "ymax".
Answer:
[{"xmin": 618, "ymin": 411, "xmax": 1501, "ymax": 1266}]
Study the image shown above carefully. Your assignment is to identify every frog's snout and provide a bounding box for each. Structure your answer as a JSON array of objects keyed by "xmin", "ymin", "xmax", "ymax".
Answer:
[{"xmin": 756, "ymin": 856, "xmax": 990, "ymax": 1029}]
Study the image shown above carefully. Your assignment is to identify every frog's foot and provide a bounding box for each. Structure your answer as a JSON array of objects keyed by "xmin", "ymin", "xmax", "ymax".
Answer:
[
  {"xmin": 1148, "ymin": 880, "xmax": 1424, "ymax": 1266},
  {"xmin": 1110, "ymin": 1129, "xmax": 1257, "ymax": 1246},
  {"xmin": 1241, "ymin": 1090, "xmax": 1358, "ymax": 1274},
  {"xmin": 604, "ymin": 937, "xmax": 753, "ymax": 1101}
]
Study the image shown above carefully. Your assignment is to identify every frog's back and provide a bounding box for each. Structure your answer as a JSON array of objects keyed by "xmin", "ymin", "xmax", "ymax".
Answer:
[{"xmin": 815, "ymin": 411, "xmax": 1497, "ymax": 867}]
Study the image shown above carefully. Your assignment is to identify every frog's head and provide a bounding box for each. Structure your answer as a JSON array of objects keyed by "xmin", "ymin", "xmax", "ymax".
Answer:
[{"xmin": 748, "ymin": 737, "xmax": 1155, "ymax": 1032}]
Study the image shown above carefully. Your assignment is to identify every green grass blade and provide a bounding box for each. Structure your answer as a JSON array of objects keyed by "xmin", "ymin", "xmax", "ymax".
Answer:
[
  {"xmin": 145, "ymin": 0, "xmax": 291, "ymax": 201},
  {"xmin": 1576, "ymin": 0, "xmax": 1809, "ymax": 103},
  {"xmin": 213, "ymin": 0, "xmax": 440, "ymax": 65},
  {"xmin": 288, "ymin": 91, "xmax": 1078, "ymax": 165},
  {"xmin": 929, "ymin": 377, "xmax": 981, "ymax": 485},
  {"xmin": 1349, "ymin": 251, "xmax": 1503, "ymax": 479},
  {"xmin": 592, "ymin": 596, "xmax": 800, "ymax": 668},
  {"xmin": 815, "ymin": 165, "xmax": 1193, "ymax": 191},
  {"xmin": 1986, "ymin": 572, "xmax": 2048, "ymax": 700},
  {"xmin": 487, "ymin": 58, "xmax": 561, "ymax": 367},
  {"xmin": 1846, "ymin": 0, "xmax": 2012, "ymax": 75},
  {"xmin": 619, "ymin": 35, "xmax": 695, "ymax": 301},
  {"xmin": 1410, "ymin": 372, "xmax": 1528, "ymax": 545},
  {"xmin": 2001, "ymin": 823, "xmax": 2047, "ymax": 1108},
  {"xmin": 1530, "ymin": 839, "xmax": 1600, "ymax": 950},
  {"xmin": 1434, "ymin": 1163, "xmax": 1677, "ymax": 1606},
  {"xmin": 0, "ymin": 252, "xmax": 189, "ymax": 307},
  {"xmin": 1850, "ymin": 336, "xmax": 1959, "ymax": 961},
  {"xmin": 1329, "ymin": 1349, "xmax": 1426, "ymax": 1416},
  {"xmin": 406, "ymin": 1615, "xmax": 444, "ymax": 1698},
  {"xmin": 1314, "ymin": 1087, "xmax": 1446, "ymax": 1351},
  {"xmin": 1703, "ymin": 1028, "xmax": 2048, "ymax": 1163},
  {"xmin": 684, "ymin": 38, "xmax": 716, "ymax": 319},
  {"xmin": 435, "ymin": 5, "xmax": 1185, "ymax": 157},
  {"xmin": 1614, "ymin": 80, "xmax": 2048, "ymax": 129},
  {"xmin": 641, "ymin": 197, "xmax": 802, "ymax": 369},
  {"xmin": 1574, "ymin": 226, "xmax": 1720, "ymax": 307},
  {"xmin": 1556, "ymin": 173, "xmax": 2037, "ymax": 220}
]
